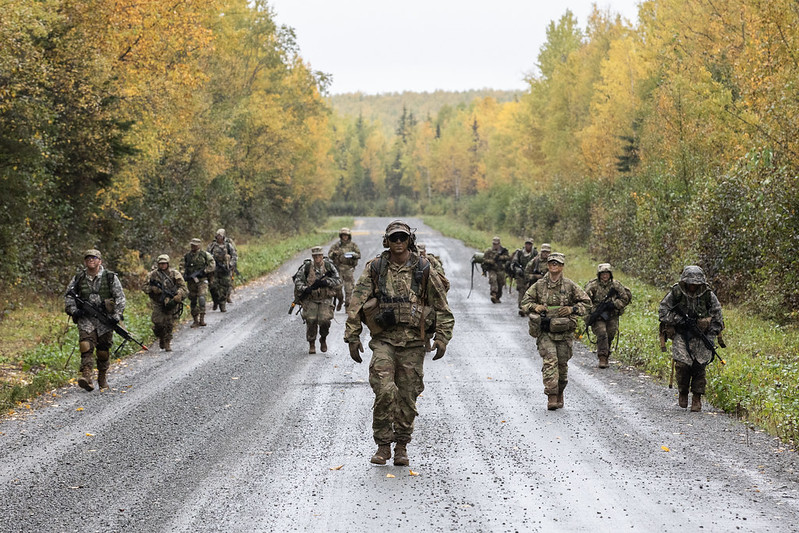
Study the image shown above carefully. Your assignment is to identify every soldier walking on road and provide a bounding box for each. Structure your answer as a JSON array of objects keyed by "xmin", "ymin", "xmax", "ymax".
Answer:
[
  {"xmin": 293, "ymin": 246, "xmax": 342, "ymax": 354},
  {"xmin": 510, "ymin": 238, "xmax": 537, "ymax": 316},
  {"xmin": 64, "ymin": 249, "xmax": 126, "ymax": 391},
  {"xmin": 521, "ymin": 252, "xmax": 590, "ymax": 410},
  {"xmin": 328, "ymin": 227, "xmax": 361, "ymax": 311},
  {"xmin": 418, "ymin": 243, "xmax": 449, "ymax": 292},
  {"xmin": 584, "ymin": 263, "xmax": 631, "ymax": 368},
  {"xmin": 345, "ymin": 220, "xmax": 454, "ymax": 467},
  {"xmin": 524, "ymin": 243, "xmax": 551, "ymax": 289},
  {"xmin": 142, "ymin": 255, "xmax": 188, "ymax": 352},
  {"xmin": 208, "ymin": 229, "xmax": 237, "ymax": 312},
  {"xmin": 182, "ymin": 238, "xmax": 215, "ymax": 328},
  {"xmin": 658, "ymin": 266, "xmax": 724, "ymax": 412},
  {"xmin": 482, "ymin": 236, "xmax": 510, "ymax": 303}
]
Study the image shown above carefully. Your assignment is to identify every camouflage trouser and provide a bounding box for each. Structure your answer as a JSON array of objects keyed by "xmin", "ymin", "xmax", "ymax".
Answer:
[
  {"xmin": 187, "ymin": 279, "xmax": 208, "ymax": 317},
  {"xmin": 338, "ymin": 265, "xmax": 355, "ymax": 307},
  {"xmin": 151, "ymin": 305, "xmax": 178, "ymax": 342},
  {"xmin": 210, "ymin": 270, "xmax": 232, "ymax": 305},
  {"xmin": 78, "ymin": 328, "xmax": 113, "ymax": 373},
  {"xmin": 488, "ymin": 270, "xmax": 505, "ymax": 299},
  {"xmin": 368, "ymin": 339, "xmax": 425, "ymax": 445},
  {"xmin": 675, "ymin": 360, "xmax": 707, "ymax": 395},
  {"xmin": 515, "ymin": 276, "xmax": 528, "ymax": 308},
  {"xmin": 591, "ymin": 317, "xmax": 619, "ymax": 358},
  {"xmin": 536, "ymin": 333, "xmax": 573, "ymax": 396},
  {"xmin": 301, "ymin": 299, "xmax": 334, "ymax": 341}
]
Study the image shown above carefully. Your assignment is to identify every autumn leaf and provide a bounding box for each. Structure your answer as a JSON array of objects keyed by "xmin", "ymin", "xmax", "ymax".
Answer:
[
  {"xmin": 329, "ymin": 465, "xmax": 343, "ymax": 471},
  {"xmin": 661, "ymin": 446, "xmax": 670, "ymax": 452},
  {"xmin": 409, "ymin": 470, "xmax": 419, "ymax": 476},
  {"xmin": 386, "ymin": 474, "xmax": 395, "ymax": 478},
  {"xmin": 76, "ymin": 407, "xmax": 84, "ymax": 411},
  {"xmin": 86, "ymin": 433, "xmax": 95, "ymax": 437}
]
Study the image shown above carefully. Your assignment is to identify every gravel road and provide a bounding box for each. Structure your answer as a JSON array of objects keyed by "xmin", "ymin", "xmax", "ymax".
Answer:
[{"xmin": 1, "ymin": 217, "xmax": 797, "ymax": 532}]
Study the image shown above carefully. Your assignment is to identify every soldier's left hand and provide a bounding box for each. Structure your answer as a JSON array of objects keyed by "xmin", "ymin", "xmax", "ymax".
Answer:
[
  {"xmin": 432, "ymin": 340, "xmax": 446, "ymax": 360},
  {"xmin": 556, "ymin": 306, "xmax": 573, "ymax": 317},
  {"xmin": 348, "ymin": 340, "xmax": 364, "ymax": 363},
  {"xmin": 697, "ymin": 317, "xmax": 712, "ymax": 332}
]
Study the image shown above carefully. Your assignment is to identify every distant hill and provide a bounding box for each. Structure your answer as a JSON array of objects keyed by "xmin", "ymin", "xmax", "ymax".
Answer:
[{"xmin": 328, "ymin": 89, "xmax": 522, "ymax": 133}]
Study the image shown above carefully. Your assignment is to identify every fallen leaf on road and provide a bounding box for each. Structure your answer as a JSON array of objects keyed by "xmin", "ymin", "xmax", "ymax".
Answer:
[
  {"xmin": 329, "ymin": 465, "xmax": 343, "ymax": 470},
  {"xmin": 501, "ymin": 420, "xmax": 506, "ymax": 423},
  {"xmin": 76, "ymin": 407, "xmax": 84, "ymax": 411},
  {"xmin": 231, "ymin": 377, "xmax": 240, "ymax": 380},
  {"xmin": 409, "ymin": 470, "xmax": 419, "ymax": 476},
  {"xmin": 86, "ymin": 433, "xmax": 95, "ymax": 437},
  {"xmin": 386, "ymin": 474, "xmax": 395, "ymax": 478},
  {"xmin": 661, "ymin": 446, "xmax": 670, "ymax": 452}
]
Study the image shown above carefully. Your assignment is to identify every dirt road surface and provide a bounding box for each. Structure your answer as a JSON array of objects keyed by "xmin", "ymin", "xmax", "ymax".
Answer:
[{"xmin": 1, "ymin": 217, "xmax": 797, "ymax": 532}]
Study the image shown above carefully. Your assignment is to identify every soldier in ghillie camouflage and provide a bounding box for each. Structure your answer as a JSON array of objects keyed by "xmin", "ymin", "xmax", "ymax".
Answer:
[
  {"xmin": 328, "ymin": 227, "xmax": 361, "ymax": 311},
  {"xmin": 345, "ymin": 220, "xmax": 454, "ymax": 467},
  {"xmin": 658, "ymin": 265, "xmax": 724, "ymax": 412},
  {"xmin": 521, "ymin": 252, "xmax": 590, "ymax": 411}
]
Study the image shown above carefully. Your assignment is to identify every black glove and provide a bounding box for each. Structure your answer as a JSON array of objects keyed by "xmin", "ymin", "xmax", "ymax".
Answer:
[
  {"xmin": 71, "ymin": 308, "xmax": 84, "ymax": 318},
  {"xmin": 432, "ymin": 340, "xmax": 446, "ymax": 360},
  {"xmin": 348, "ymin": 340, "xmax": 364, "ymax": 363}
]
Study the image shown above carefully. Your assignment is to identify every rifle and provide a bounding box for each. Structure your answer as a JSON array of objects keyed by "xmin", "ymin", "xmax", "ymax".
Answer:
[
  {"xmin": 467, "ymin": 253, "xmax": 484, "ymax": 299},
  {"xmin": 673, "ymin": 307, "xmax": 725, "ymax": 365},
  {"xmin": 288, "ymin": 274, "xmax": 330, "ymax": 315},
  {"xmin": 149, "ymin": 278, "xmax": 183, "ymax": 317},
  {"xmin": 585, "ymin": 288, "xmax": 619, "ymax": 329},
  {"xmin": 67, "ymin": 290, "xmax": 148, "ymax": 355},
  {"xmin": 186, "ymin": 269, "xmax": 209, "ymax": 283},
  {"xmin": 232, "ymin": 265, "xmax": 247, "ymax": 284}
]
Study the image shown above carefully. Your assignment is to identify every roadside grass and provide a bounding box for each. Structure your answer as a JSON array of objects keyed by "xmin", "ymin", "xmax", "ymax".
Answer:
[
  {"xmin": 0, "ymin": 217, "xmax": 352, "ymax": 414},
  {"xmin": 425, "ymin": 215, "xmax": 799, "ymax": 446}
]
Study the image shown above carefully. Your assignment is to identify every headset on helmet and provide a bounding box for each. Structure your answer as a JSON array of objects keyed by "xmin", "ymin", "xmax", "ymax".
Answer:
[{"xmin": 382, "ymin": 220, "xmax": 417, "ymax": 252}]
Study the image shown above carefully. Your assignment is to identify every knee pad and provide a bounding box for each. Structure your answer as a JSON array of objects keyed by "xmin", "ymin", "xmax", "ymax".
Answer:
[{"xmin": 79, "ymin": 341, "xmax": 93, "ymax": 354}]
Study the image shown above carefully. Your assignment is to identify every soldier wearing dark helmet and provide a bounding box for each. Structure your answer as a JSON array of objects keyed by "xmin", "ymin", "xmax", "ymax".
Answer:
[
  {"xmin": 142, "ymin": 254, "xmax": 188, "ymax": 352},
  {"xmin": 328, "ymin": 227, "xmax": 361, "ymax": 311},
  {"xmin": 584, "ymin": 263, "xmax": 631, "ymax": 368},
  {"xmin": 345, "ymin": 220, "xmax": 454, "ymax": 467},
  {"xmin": 658, "ymin": 265, "xmax": 724, "ymax": 412},
  {"xmin": 64, "ymin": 249, "xmax": 126, "ymax": 391}
]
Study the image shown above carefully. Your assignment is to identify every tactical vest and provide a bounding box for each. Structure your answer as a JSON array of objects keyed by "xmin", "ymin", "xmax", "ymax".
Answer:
[
  {"xmin": 669, "ymin": 284, "xmax": 713, "ymax": 318},
  {"xmin": 77, "ymin": 269, "xmax": 116, "ymax": 300},
  {"xmin": 184, "ymin": 251, "xmax": 212, "ymax": 273},
  {"xmin": 298, "ymin": 258, "xmax": 337, "ymax": 300},
  {"xmin": 369, "ymin": 254, "xmax": 430, "ymax": 328}
]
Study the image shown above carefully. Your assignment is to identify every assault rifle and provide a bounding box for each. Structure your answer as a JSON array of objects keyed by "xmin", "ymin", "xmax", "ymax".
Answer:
[
  {"xmin": 149, "ymin": 278, "xmax": 183, "ymax": 316},
  {"xmin": 232, "ymin": 265, "xmax": 247, "ymax": 284},
  {"xmin": 288, "ymin": 274, "xmax": 331, "ymax": 315},
  {"xmin": 585, "ymin": 288, "xmax": 619, "ymax": 329},
  {"xmin": 186, "ymin": 269, "xmax": 209, "ymax": 283},
  {"xmin": 67, "ymin": 290, "xmax": 148, "ymax": 355},
  {"xmin": 673, "ymin": 307, "xmax": 725, "ymax": 365}
]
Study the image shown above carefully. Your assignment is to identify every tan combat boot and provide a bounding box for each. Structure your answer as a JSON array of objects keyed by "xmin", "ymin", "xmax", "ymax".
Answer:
[
  {"xmin": 556, "ymin": 391, "xmax": 564, "ymax": 409},
  {"xmin": 370, "ymin": 444, "xmax": 391, "ymax": 465},
  {"xmin": 78, "ymin": 367, "xmax": 94, "ymax": 392},
  {"xmin": 691, "ymin": 394, "xmax": 702, "ymax": 412},
  {"xmin": 164, "ymin": 340, "xmax": 172, "ymax": 352},
  {"xmin": 393, "ymin": 443, "xmax": 409, "ymax": 466},
  {"xmin": 598, "ymin": 356, "xmax": 609, "ymax": 368},
  {"xmin": 190, "ymin": 315, "xmax": 200, "ymax": 328},
  {"xmin": 678, "ymin": 391, "xmax": 689, "ymax": 409},
  {"xmin": 199, "ymin": 313, "xmax": 207, "ymax": 326},
  {"xmin": 226, "ymin": 294, "xmax": 233, "ymax": 303},
  {"xmin": 97, "ymin": 369, "xmax": 109, "ymax": 389},
  {"xmin": 220, "ymin": 302, "xmax": 226, "ymax": 313},
  {"xmin": 320, "ymin": 337, "xmax": 327, "ymax": 353},
  {"xmin": 308, "ymin": 341, "xmax": 316, "ymax": 354},
  {"xmin": 547, "ymin": 394, "xmax": 559, "ymax": 410}
]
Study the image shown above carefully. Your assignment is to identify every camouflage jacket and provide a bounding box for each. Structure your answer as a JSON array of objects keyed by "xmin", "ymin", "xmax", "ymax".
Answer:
[
  {"xmin": 520, "ymin": 273, "xmax": 591, "ymax": 341},
  {"xmin": 584, "ymin": 278, "xmax": 631, "ymax": 317},
  {"xmin": 142, "ymin": 267, "xmax": 188, "ymax": 309},
  {"xmin": 510, "ymin": 249, "xmax": 536, "ymax": 278},
  {"xmin": 482, "ymin": 246, "xmax": 509, "ymax": 273},
  {"xmin": 345, "ymin": 251, "xmax": 454, "ymax": 348},
  {"xmin": 64, "ymin": 266, "xmax": 126, "ymax": 336},
  {"xmin": 328, "ymin": 240, "xmax": 361, "ymax": 269},
  {"xmin": 207, "ymin": 239, "xmax": 237, "ymax": 274},
  {"xmin": 293, "ymin": 258, "xmax": 342, "ymax": 302},
  {"xmin": 182, "ymin": 250, "xmax": 215, "ymax": 281},
  {"xmin": 524, "ymin": 255, "xmax": 548, "ymax": 284}
]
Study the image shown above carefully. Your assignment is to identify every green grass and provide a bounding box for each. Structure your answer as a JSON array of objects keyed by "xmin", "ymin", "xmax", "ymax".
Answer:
[
  {"xmin": 425, "ymin": 215, "xmax": 799, "ymax": 446},
  {"xmin": 0, "ymin": 217, "xmax": 353, "ymax": 413}
]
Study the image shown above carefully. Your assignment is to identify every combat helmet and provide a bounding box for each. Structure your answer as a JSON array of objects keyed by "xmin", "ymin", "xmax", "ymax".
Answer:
[{"xmin": 157, "ymin": 254, "xmax": 170, "ymax": 264}]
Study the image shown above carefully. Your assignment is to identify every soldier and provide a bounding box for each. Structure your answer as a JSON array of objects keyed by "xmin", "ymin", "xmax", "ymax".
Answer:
[
  {"xmin": 524, "ymin": 243, "xmax": 551, "ymax": 289},
  {"xmin": 482, "ymin": 236, "xmax": 510, "ymax": 303},
  {"xmin": 510, "ymin": 238, "xmax": 537, "ymax": 316},
  {"xmin": 328, "ymin": 227, "xmax": 361, "ymax": 311},
  {"xmin": 584, "ymin": 263, "xmax": 632, "ymax": 368},
  {"xmin": 521, "ymin": 252, "xmax": 590, "ymax": 410},
  {"xmin": 64, "ymin": 249, "xmax": 126, "ymax": 391},
  {"xmin": 418, "ymin": 243, "xmax": 449, "ymax": 292},
  {"xmin": 207, "ymin": 228, "xmax": 237, "ymax": 312},
  {"xmin": 345, "ymin": 220, "xmax": 454, "ymax": 467},
  {"xmin": 658, "ymin": 265, "xmax": 724, "ymax": 412},
  {"xmin": 142, "ymin": 254, "xmax": 188, "ymax": 352},
  {"xmin": 182, "ymin": 238, "xmax": 215, "ymax": 328},
  {"xmin": 293, "ymin": 246, "xmax": 342, "ymax": 354}
]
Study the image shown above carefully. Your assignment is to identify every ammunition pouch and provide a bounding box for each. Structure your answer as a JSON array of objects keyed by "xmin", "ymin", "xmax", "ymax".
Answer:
[
  {"xmin": 528, "ymin": 313, "xmax": 542, "ymax": 338},
  {"xmin": 374, "ymin": 308, "xmax": 397, "ymax": 329},
  {"xmin": 360, "ymin": 297, "xmax": 383, "ymax": 335},
  {"xmin": 549, "ymin": 317, "xmax": 576, "ymax": 333}
]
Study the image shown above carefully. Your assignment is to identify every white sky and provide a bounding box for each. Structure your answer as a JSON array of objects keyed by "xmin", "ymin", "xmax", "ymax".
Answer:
[{"xmin": 267, "ymin": 0, "xmax": 641, "ymax": 94}]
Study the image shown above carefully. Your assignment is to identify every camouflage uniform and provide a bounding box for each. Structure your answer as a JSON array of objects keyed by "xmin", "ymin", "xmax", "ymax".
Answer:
[
  {"xmin": 482, "ymin": 237, "xmax": 510, "ymax": 303},
  {"xmin": 584, "ymin": 263, "xmax": 631, "ymax": 367},
  {"xmin": 345, "ymin": 243, "xmax": 454, "ymax": 450},
  {"xmin": 294, "ymin": 247, "xmax": 342, "ymax": 353},
  {"xmin": 418, "ymin": 244, "xmax": 449, "ymax": 292},
  {"xmin": 521, "ymin": 253, "xmax": 590, "ymax": 408},
  {"xmin": 510, "ymin": 239, "xmax": 537, "ymax": 311},
  {"xmin": 658, "ymin": 266, "xmax": 724, "ymax": 410},
  {"xmin": 182, "ymin": 238, "xmax": 215, "ymax": 326},
  {"xmin": 142, "ymin": 255, "xmax": 188, "ymax": 351},
  {"xmin": 64, "ymin": 249, "xmax": 126, "ymax": 391},
  {"xmin": 328, "ymin": 228, "xmax": 361, "ymax": 310},
  {"xmin": 524, "ymin": 243, "xmax": 551, "ymax": 288},
  {"xmin": 207, "ymin": 229, "xmax": 238, "ymax": 312}
]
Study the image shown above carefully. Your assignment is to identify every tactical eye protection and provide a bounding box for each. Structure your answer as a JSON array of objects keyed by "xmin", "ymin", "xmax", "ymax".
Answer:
[
  {"xmin": 84, "ymin": 256, "xmax": 100, "ymax": 261},
  {"xmin": 388, "ymin": 232, "xmax": 409, "ymax": 243}
]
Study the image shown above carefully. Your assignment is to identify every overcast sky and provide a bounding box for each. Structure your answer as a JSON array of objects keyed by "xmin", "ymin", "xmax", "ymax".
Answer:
[{"xmin": 267, "ymin": 0, "xmax": 641, "ymax": 94}]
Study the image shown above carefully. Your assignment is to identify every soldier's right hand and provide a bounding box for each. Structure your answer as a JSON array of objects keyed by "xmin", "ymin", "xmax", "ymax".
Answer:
[
  {"xmin": 150, "ymin": 285, "xmax": 162, "ymax": 295},
  {"xmin": 348, "ymin": 340, "xmax": 364, "ymax": 363},
  {"xmin": 533, "ymin": 304, "xmax": 548, "ymax": 314},
  {"xmin": 70, "ymin": 308, "xmax": 84, "ymax": 318}
]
